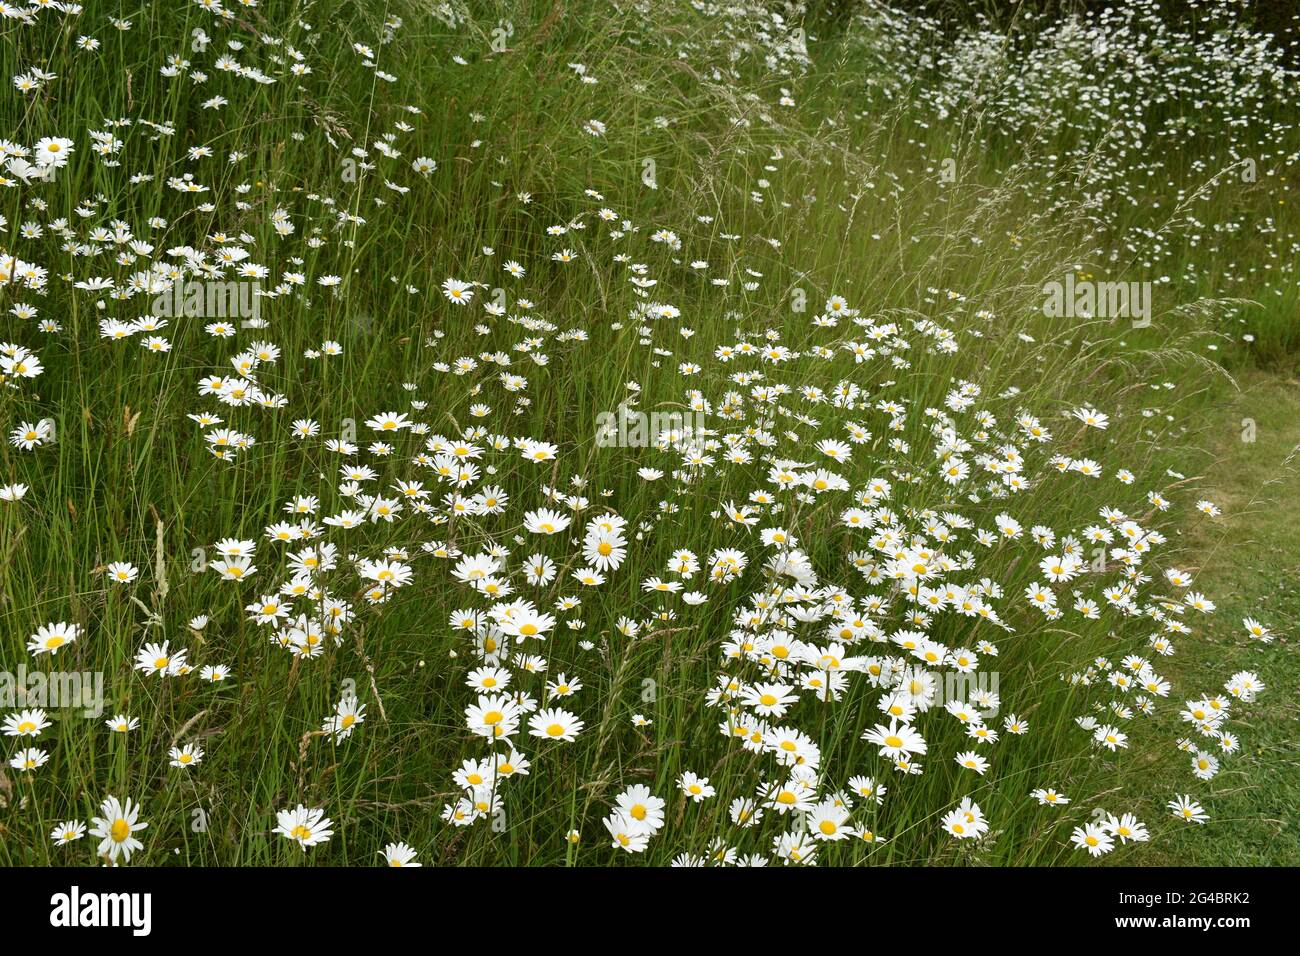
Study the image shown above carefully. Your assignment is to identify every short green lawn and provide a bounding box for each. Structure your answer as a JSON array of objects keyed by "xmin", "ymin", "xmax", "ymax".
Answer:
[{"xmin": 1120, "ymin": 371, "xmax": 1300, "ymax": 865}]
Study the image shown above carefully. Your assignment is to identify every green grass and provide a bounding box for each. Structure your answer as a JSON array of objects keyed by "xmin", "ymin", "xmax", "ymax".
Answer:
[
  {"xmin": 1119, "ymin": 371, "xmax": 1300, "ymax": 865},
  {"xmin": 0, "ymin": 0, "xmax": 1296, "ymax": 866}
]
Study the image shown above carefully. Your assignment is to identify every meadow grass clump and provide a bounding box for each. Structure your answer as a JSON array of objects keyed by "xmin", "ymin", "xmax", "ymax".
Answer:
[{"xmin": 0, "ymin": 0, "xmax": 1294, "ymax": 866}]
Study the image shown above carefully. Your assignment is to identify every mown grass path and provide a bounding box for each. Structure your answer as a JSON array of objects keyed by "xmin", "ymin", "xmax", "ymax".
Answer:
[{"xmin": 1123, "ymin": 370, "xmax": 1300, "ymax": 865}]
